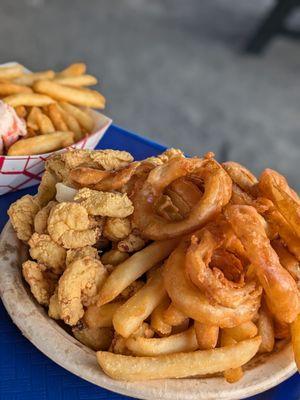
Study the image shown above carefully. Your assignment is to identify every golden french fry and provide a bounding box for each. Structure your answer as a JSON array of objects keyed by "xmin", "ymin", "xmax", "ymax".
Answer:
[
  {"xmin": 163, "ymin": 303, "xmax": 188, "ymax": 326},
  {"xmin": 97, "ymin": 336, "xmax": 261, "ymax": 381},
  {"xmin": 101, "ymin": 249, "xmax": 130, "ymax": 266},
  {"xmin": 7, "ymin": 131, "xmax": 74, "ymax": 155},
  {"xmin": 194, "ymin": 322, "xmax": 219, "ymax": 350},
  {"xmin": 97, "ymin": 238, "xmax": 179, "ymax": 306},
  {"xmin": 113, "ymin": 268, "xmax": 166, "ymax": 338},
  {"xmin": 0, "ymin": 82, "xmax": 32, "ymax": 96},
  {"xmin": 126, "ymin": 327, "xmax": 198, "ymax": 356},
  {"xmin": 27, "ymin": 106, "xmax": 40, "ymax": 130},
  {"xmin": 34, "ymin": 80, "xmax": 105, "ymax": 108},
  {"xmin": 56, "ymin": 104, "xmax": 82, "ymax": 141},
  {"xmin": 35, "ymin": 108, "xmax": 55, "ymax": 134},
  {"xmin": 0, "ymin": 64, "xmax": 24, "ymax": 80},
  {"xmin": 291, "ymin": 314, "xmax": 300, "ymax": 371},
  {"xmin": 223, "ymin": 321, "xmax": 258, "ymax": 342},
  {"xmin": 257, "ymin": 304, "xmax": 275, "ymax": 353},
  {"xmin": 15, "ymin": 105, "xmax": 27, "ymax": 118},
  {"xmin": 46, "ymin": 103, "xmax": 68, "ymax": 131},
  {"xmin": 3, "ymin": 93, "xmax": 55, "ymax": 107},
  {"xmin": 53, "ymin": 75, "xmax": 98, "ymax": 87},
  {"xmin": 150, "ymin": 296, "xmax": 172, "ymax": 336},
  {"xmin": 59, "ymin": 102, "xmax": 94, "ymax": 131},
  {"xmin": 58, "ymin": 62, "xmax": 86, "ymax": 77},
  {"xmin": 14, "ymin": 70, "xmax": 55, "ymax": 86},
  {"xmin": 84, "ymin": 302, "xmax": 123, "ymax": 329},
  {"xmin": 221, "ymin": 331, "xmax": 244, "ymax": 383}
]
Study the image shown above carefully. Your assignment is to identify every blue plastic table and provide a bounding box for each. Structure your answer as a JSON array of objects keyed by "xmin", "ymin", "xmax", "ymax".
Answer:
[{"xmin": 1, "ymin": 124, "xmax": 299, "ymax": 400}]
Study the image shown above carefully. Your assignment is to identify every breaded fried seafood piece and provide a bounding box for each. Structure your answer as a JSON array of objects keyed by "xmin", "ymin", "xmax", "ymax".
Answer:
[
  {"xmin": 58, "ymin": 256, "xmax": 108, "ymax": 325},
  {"xmin": 34, "ymin": 201, "xmax": 57, "ymax": 234},
  {"xmin": 48, "ymin": 202, "xmax": 100, "ymax": 248},
  {"xmin": 28, "ymin": 233, "xmax": 66, "ymax": 275},
  {"xmin": 75, "ymin": 188, "xmax": 134, "ymax": 218},
  {"xmin": 8, "ymin": 195, "xmax": 40, "ymax": 242},
  {"xmin": 22, "ymin": 260, "xmax": 57, "ymax": 306}
]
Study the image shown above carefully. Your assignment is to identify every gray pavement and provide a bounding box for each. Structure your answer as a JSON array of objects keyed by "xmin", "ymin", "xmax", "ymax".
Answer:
[{"xmin": 1, "ymin": 0, "xmax": 300, "ymax": 187}]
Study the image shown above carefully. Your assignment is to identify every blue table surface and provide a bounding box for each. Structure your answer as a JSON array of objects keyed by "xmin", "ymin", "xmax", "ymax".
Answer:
[{"xmin": 0, "ymin": 124, "xmax": 299, "ymax": 400}]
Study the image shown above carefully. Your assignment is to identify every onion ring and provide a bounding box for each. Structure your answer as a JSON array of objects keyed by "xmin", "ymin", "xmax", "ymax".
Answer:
[
  {"xmin": 185, "ymin": 229, "xmax": 258, "ymax": 308},
  {"xmin": 222, "ymin": 161, "xmax": 258, "ymax": 196},
  {"xmin": 224, "ymin": 205, "xmax": 300, "ymax": 323},
  {"xmin": 133, "ymin": 158, "xmax": 232, "ymax": 240},
  {"xmin": 70, "ymin": 162, "xmax": 141, "ymax": 191},
  {"xmin": 163, "ymin": 241, "xmax": 261, "ymax": 328},
  {"xmin": 259, "ymin": 168, "xmax": 300, "ymax": 237}
]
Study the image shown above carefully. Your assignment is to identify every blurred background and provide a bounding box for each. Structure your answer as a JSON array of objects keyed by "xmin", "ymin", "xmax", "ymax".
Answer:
[{"xmin": 0, "ymin": 0, "xmax": 299, "ymax": 186}]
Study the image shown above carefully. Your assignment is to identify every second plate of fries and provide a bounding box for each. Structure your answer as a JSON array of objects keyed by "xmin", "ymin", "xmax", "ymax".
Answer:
[{"xmin": 0, "ymin": 62, "xmax": 112, "ymax": 195}]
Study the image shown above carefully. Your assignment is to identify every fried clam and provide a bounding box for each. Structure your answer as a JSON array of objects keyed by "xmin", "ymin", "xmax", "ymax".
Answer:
[
  {"xmin": 66, "ymin": 246, "xmax": 99, "ymax": 267},
  {"xmin": 22, "ymin": 260, "xmax": 57, "ymax": 306},
  {"xmin": 74, "ymin": 188, "xmax": 133, "ymax": 218},
  {"xmin": 72, "ymin": 324, "xmax": 113, "ymax": 351},
  {"xmin": 163, "ymin": 242, "xmax": 261, "ymax": 328},
  {"xmin": 34, "ymin": 200, "xmax": 57, "ymax": 234},
  {"xmin": 103, "ymin": 217, "xmax": 131, "ymax": 241},
  {"xmin": 259, "ymin": 168, "xmax": 300, "ymax": 238},
  {"xmin": 117, "ymin": 232, "xmax": 146, "ymax": 253},
  {"xmin": 28, "ymin": 233, "xmax": 66, "ymax": 275},
  {"xmin": 8, "ymin": 194, "xmax": 40, "ymax": 242},
  {"xmin": 36, "ymin": 169, "xmax": 57, "ymax": 206},
  {"xmin": 133, "ymin": 157, "xmax": 232, "ymax": 240},
  {"xmin": 61, "ymin": 149, "xmax": 133, "ymax": 171},
  {"xmin": 224, "ymin": 205, "xmax": 300, "ymax": 323},
  {"xmin": 58, "ymin": 256, "xmax": 108, "ymax": 325},
  {"xmin": 185, "ymin": 226, "xmax": 258, "ymax": 309},
  {"xmin": 47, "ymin": 202, "xmax": 100, "ymax": 249}
]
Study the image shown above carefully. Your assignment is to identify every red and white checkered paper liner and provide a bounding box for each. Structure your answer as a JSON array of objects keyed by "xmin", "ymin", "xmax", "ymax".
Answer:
[{"xmin": 0, "ymin": 110, "xmax": 112, "ymax": 195}]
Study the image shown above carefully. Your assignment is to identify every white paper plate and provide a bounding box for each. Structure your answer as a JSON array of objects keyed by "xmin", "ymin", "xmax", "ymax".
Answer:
[{"xmin": 0, "ymin": 221, "xmax": 296, "ymax": 400}]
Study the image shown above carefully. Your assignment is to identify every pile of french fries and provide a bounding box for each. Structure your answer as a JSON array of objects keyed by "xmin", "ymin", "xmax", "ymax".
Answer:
[{"xmin": 0, "ymin": 63, "xmax": 105, "ymax": 156}]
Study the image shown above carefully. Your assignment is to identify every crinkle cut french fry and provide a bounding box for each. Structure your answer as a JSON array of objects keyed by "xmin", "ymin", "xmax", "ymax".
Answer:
[
  {"xmin": 3, "ymin": 93, "xmax": 55, "ymax": 107},
  {"xmin": 126, "ymin": 327, "xmax": 198, "ymax": 356},
  {"xmin": 58, "ymin": 62, "xmax": 86, "ymax": 77},
  {"xmin": 0, "ymin": 82, "xmax": 33, "ymax": 96},
  {"xmin": 84, "ymin": 302, "xmax": 123, "ymax": 329},
  {"xmin": 97, "ymin": 238, "xmax": 179, "ymax": 306},
  {"xmin": 34, "ymin": 80, "xmax": 105, "ymax": 109},
  {"xmin": 194, "ymin": 322, "xmax": 219, "ymax": 350},
  {"xmin": 53, "ymin": 75, "xmax": 98, "ymax": 87},
  {"xmin": 97, "ymin": 336, "xmax": 261, "ymax": 381},
  {"xmin": 7, "ymin": 131, "xmax": 74, "ymax": 156},
  {"xmin": 14, "ymin": 70, "xmax": 55, "ymax": 86},
  {"xmin": 113, "ymin": 268, "xmax": 166, "ymax": 338},
  {"xmin": 59, "ymin": 102, "xmax": 94, "ymax": 132}
]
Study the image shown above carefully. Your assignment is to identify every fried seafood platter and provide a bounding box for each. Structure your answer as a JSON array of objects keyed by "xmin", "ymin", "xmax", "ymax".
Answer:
[{"xmin": 6, "ymin": 147, "xmax": 300, "ymax": 389}]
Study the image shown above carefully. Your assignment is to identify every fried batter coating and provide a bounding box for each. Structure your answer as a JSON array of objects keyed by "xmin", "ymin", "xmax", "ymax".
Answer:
[
  {"xmin": 72, "ymin": 325, "xmax": 113, "ymax": 351},
  {"xmin": 117, "ymin": 233, "xmax": 146, "ymax": 253},
  {"xmin": 75, "ymin": 188, "xmax": 134, "ymax": 218},
  {"xmin": 61, "ymin": 149, "xmax": 133, "ymax": 171},
  {"xmin": 144, "ymin": 148, "xmax": 184, "ymax": 167},
  {"xmin": 58, "ymin": 256, "xmax": 108, "ymax": 325},
  {"xmin": 48, "ymin": 202, "xmax": 100, "ymax": 249},
  {"xmin": 28, "ymin": 233, "xmax": 66, "ymax": 275},
  {"xmin": 22, "ymin": 260, "xmax": 57, "ymax": 306},
  {"xmin": 66, "ymin": 246, "xmax": 99, "ymax": 267},
  {"xmin": 8, "ymin": 195, "xmax": 40, "ymax": 242},
  {"xmin": 103, "ymin": 218, "xmax": 131, "ymax": 241},
  {"xmin": 37, "ymin": 169, "xmax": 57, "ymax": 206},
  {"xmin": 34, "ymin": 201, "xmax": 57, "ymax": 234},
  {"xmin": 46, "ymin": 154, "xmax": 70, "ymax": 183},
  {"xmin": 48, "ymin": 288, "xmax": 61, "ymax": 319}
]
